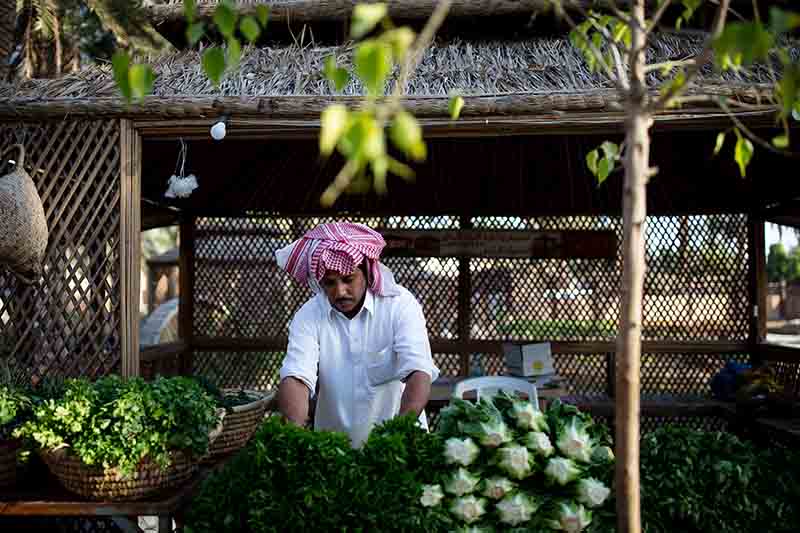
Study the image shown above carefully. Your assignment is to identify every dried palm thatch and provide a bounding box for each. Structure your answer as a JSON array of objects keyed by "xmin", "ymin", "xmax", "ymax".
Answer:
[
  {"xmin": 0, "ymin": 33, "xmax": 794, "ymax": 118},
  {"xmin": 145, "ymin": 0, "xmax": 589, "ymax": 24}
]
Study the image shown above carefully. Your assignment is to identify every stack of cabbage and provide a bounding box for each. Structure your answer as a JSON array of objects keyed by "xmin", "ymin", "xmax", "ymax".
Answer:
[{"xmin": 426, "ymin": 395, "xmax": 615, "ymax": 532}]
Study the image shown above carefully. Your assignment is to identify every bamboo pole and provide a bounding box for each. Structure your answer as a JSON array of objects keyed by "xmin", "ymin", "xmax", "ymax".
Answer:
[{"xmin": 119, "ymin": 119, "xmax": 142, "ymax": 377}]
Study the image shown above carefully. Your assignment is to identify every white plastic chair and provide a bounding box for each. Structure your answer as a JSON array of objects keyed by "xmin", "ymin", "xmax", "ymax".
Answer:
[{"xmin": 453, "ymin": 376, "xmax": 539, "ymax": 409}]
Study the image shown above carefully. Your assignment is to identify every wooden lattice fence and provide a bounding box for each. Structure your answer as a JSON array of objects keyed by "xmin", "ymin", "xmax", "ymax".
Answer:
[
  {"xmin": 189, "ymin": 213, "xmax": 753, "ymax": 397},
  {"xmin": 0, "ymin": 120, "xmax": 123, "ymax": 382}
]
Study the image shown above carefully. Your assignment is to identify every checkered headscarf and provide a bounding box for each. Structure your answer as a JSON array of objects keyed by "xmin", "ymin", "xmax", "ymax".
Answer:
[{"xmin": 275, "ymin": 222, "xmax": 397, "ymax": 295}]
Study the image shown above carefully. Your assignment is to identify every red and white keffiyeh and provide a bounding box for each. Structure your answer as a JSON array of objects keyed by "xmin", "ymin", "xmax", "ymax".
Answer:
[{"xmin": 275, "ymin": 222, "xmax": 398, "ymax": 295}]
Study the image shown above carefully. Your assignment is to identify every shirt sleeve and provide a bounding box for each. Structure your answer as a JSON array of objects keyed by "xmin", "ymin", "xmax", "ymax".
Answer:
[
  {"xmin": 279, "ymin": 302, "xmax": 320, "ymax": 395},
  {"xmin": 393, "ymin": 292, "xmax": 440, "ymax": 383}
]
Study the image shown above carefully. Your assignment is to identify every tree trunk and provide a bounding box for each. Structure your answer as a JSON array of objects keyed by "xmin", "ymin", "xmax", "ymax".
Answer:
[
  {"xmin": 51, "ymin": 0, "xmax": 61, "ymax": 76},
  {"xmin": 0, "ymin": 0, "xmax": 15, "ymax": 81},
  {"xmin": 615, "ymin": 0, "xmax": 650, "ymax": 532}
]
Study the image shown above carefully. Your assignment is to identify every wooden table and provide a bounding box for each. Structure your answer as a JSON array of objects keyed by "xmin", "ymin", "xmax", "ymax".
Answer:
[{"xmin": 0, "ymin": 457, "xmax": 226, "ymax": 533}]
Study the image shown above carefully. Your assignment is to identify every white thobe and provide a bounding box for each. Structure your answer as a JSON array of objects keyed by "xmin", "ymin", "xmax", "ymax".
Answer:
[{"xmin": 279, "ymin": 287, "xmax": 440, "ymax": 447}]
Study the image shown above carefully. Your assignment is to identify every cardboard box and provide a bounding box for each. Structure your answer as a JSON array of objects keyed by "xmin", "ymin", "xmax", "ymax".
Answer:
[{"xmin": 503, "ymin": 342, "xmax": 555, "ymax": 377}]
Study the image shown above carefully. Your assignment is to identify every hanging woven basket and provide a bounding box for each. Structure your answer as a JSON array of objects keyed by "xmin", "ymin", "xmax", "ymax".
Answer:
[{"xmin": 0, "ymin": 144, "xmax": 48, "ymax": 284}]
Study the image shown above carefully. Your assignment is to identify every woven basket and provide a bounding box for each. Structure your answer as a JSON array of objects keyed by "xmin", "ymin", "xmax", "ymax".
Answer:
[
  {"xmin": 207, "ymin": 390, "xmax": 274, "ymax": 459},
  {"xmin": 0, "ymin": 144, "xmax": 48, "ymax": 284},
  {"xmin": 40, "ymin": 413, "xmax": 225, "ymax": 501},
  {"xmin": 0, "ymin": 438, "xmax": 20, "ymax": 489},
  {"xmin": 40, "ymin": 448, "xmax": 197, "ymax": 501}
]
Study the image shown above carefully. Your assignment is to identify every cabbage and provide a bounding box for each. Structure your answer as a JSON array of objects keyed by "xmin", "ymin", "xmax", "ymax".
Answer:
[
  {"xmin": 450, "ymin": 495, "xmax": 488, "ymax": 524},
  {"xmin": 576, "ymin": 477, "xmax": 610, "ymax": 508},
  {"xmin": 524, "ymin": 431, "xmax": 555, "ymax": 457},
  {"xmin": 495, "ymin": 492, "xmax": 539, "ymax": 526},
  {"xmin": 496, "ymin": 444, "xmax": 534, "ymax": 480},
  {"xmin": 547, "ymin": 501, "xmax": 592, "ymax": 532},
  {"xmin": 544, "ymin": 457, "xmax": 581, "ymax": 486},
  {"xmin": 445, "ymin": 437, "xmax": 481, "ymax": 467},
  {"xmin": 556, "ymin": 418, "xmax": 595, "ymax": 463},
  {"xmin": 445, "ymin": 467, "xmax": 481, "ymax": 496},
  {"xmin": 510, "ymin": 400, "xmax": 549, "ymax": 432},
  {"xmin": 419, "ymin": 484, "xmax": 444, "ymax": 507},
  {"xmin": 481, "ymin": 476, "xmax": 516, "ymax": 500}
]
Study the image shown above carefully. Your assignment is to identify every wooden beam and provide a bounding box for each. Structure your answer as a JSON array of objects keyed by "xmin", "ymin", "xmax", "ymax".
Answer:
[
  {"xmin": 0, "ymin": 89, "xmax": 776, "ymax": 121},
  {"xmin": 140, "ymin": 341, "xmax": 187, "ymax": 363},
  {"xmin": 191, "ymin": 335, "xmax": 748, "ymax": 355},
  {"xmin": 179, "ymin": 215, "xmax": 196, "ymax": 374},
  {"xmin": 757, "ymin": 342, "xmax": 800, "ymax": 363},
  {"xmin": 748, "ymin": 215, "xmax": 768, "ymax": 345},
  {"xmin": 458, "ymin": 216, "xmax": 472, "ymax": 375},
  {"xmin": 119, "ymin": 119, "xmax": 141, "ymax": 378}
]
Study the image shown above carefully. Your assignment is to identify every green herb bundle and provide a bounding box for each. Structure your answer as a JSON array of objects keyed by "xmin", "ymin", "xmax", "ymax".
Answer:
[
  {"xmin": 641, "ymin": 426, "xmax": 800, "ymax": 533},
  {"xmin": 15, "ymin": 375, "xmax": 219, "ymax": 477}
]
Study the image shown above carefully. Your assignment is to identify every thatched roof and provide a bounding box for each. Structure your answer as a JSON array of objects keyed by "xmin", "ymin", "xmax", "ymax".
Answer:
[
  {"xmin": 146, "ymin": 0, "xmax": 562, "ymax": 24},
  {"xmin": 0, "ymin": 33, "xmax": 792, "ymax": 120}
]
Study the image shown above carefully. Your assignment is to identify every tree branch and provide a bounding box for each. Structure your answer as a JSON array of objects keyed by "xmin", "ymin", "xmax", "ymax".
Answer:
[{"xmin": 647, "ymin": 0, "xmax": 731, "ymax": 112}]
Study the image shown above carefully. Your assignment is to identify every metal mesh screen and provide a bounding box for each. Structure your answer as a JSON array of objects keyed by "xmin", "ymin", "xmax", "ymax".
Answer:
[
  {"xmin": 0, "ymin": 121, "xmax": 122, "ymax": 382},
  {"xmin": 191, "ymin": 213, "xmax": 751, "ymax": 394}
]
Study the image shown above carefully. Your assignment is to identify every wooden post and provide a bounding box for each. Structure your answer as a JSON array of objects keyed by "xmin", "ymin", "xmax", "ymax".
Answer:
[
  {"xmin": 458, "ymin": 216, "xmax": 472, "ymax": 375},
  {"xmin": 179, "ymin": 214, "xmax": 196, "ymax": 376},
  {"xmin": 119, "ymin": 119, "xmax": 141, "ymax": 378},
  {"xmin": 748, "ymin": 215, "xmax": 767, "ymax": 358}
]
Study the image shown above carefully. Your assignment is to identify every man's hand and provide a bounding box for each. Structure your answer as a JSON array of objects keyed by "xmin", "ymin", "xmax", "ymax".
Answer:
[
  {"xmin": 278, "ymin": 376, "xmax": 311, "ymax": 427},
  {"xmin": 399, "ymin": 371, "xmax": 432, "ymax": 417}
]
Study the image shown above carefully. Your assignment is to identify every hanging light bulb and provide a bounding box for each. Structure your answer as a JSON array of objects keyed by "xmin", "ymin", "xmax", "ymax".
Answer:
[{"xmin": 210, "ymin": 121, "xmax": 227, "ymax": 140}]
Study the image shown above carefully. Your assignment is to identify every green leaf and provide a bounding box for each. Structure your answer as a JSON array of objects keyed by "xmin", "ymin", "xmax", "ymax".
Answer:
[
  {"xmin": 777, "ymin": 64, "xmax": 800, "ymax": 120},
  {"xmin": 772, "ymin": 134, "xmax": 789, "ymax": 149},
  {"xmin": 128, "ymin": 64, "xmax": 155, "ymax": 101},
  {"xmin": 354, "ymin": 40, "xmax": 393, "ymax": 96},
  {"xmin": 213, "ymin": 1, "xmax": 237, "ymax": 38},
  {"xmin": 734, "ymin": 130, "xmax": 754, "ymax": 178},
  {"xmin": 597, "ymin": 157, "xmax": 611, "ymax": 184},
  {"xmin": 383, "ymin": 27, "xmax": 415, "ymax": 61},
  {"xmin": 600, "ymin": 141, "xmax": 619, "ymax": 160},
  {"xmin": 226, "ymin": 38, "xmax": 242, "ymax": 68},
  {"xmin": 387, "ymin": 157, "xmax": 415, "ymax": 181},
  {"xmin": 112, "ymin": 51, "xmax": 132, "ymax": 102},
  {"xmin": 255, "ymin": 5, "xmax": 270, "ymax": 28},
  {"xmin": 186, "ymin": 22, "xmax": 206, "ymax": 46},
  {"xmin": 324, "ymin": 56, "xmax": 350, "ymax": 92},
  {"xmin": 714, "ymin": 22, "xmax": 774, "ymax": 70},
  {"xmin": 713, "ymin": 131, "xmax": 726, "ymax": 156},
  {"xmin": 449, "ymin": 95, "xmax": 464, "ymax": 120},
  {"xmin": 372, "ymin": 156, "xmax": 389, "ymax": 195},
  {"xmin": 240, "ymin": 16, "xmax": 261, "ymax": 43},
  {"xmin": 361, "ymin": 116, "xmax": 385, "ymax": 160},
  {"xmin": 769, "ymin": 7, "xmax": 800, "ymax": 35},
  {"xmin": 586, "ymin": 149, "xmax": 599, "ymax": 175},
  {"xmin": 320, "ymin": 104, "xmax": 350, "ymax": 156},
  {"xmin": 390, "ymin": 111, "xmax": 426, "ymax": 162},
  {"xmin": 202, "ymin": 47, "xmax": 226, "ymax": 86},
  {"xmin": 184, "ymin": 0, "xmax": 197, "ymax": 23},
  {"xmin": 350, "ymin": 3, "xmax": 388, "ymax": 40}
]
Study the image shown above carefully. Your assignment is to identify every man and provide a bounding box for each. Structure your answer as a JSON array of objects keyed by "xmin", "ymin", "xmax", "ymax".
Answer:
[{"xmin": 275, "ymin": 222, "xmax": 440, "ymax": 447}]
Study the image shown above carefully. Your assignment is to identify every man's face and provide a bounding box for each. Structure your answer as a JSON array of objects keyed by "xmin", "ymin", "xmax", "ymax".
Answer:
[{"xmin": 321, "ymin": 267, "xmax": 367, "ymax": 316}]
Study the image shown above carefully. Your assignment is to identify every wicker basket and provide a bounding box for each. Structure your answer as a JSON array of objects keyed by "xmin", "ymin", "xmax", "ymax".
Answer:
[
  {"xmin": 0, "ymin": 438, "xmax": 20, "ymax": 489},
  {"xmin": 0, "ymin": 144, "xmax": 48, "ymax": 284},
  {"xmin": 207, "ymin": 389, "xmax": 274, "ymax": 459},
  {"xmin": 40, "ymin": 413, "xmax": 225, "ymax": 501}
]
